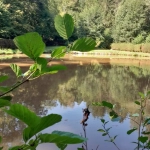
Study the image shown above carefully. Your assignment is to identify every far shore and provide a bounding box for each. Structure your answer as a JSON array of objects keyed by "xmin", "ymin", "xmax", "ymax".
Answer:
[{"xmin": 0, "ymin": 52, "xmax": 150, "ymax": 68}]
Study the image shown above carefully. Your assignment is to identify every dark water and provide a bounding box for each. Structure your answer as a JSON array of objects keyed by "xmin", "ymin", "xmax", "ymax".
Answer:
[{"xmin": 1, "ymin": 57, "xmax": 150, "ymax": 150}]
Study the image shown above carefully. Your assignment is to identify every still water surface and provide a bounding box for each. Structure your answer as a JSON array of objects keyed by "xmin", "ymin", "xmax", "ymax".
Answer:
[{"xmin": 1, "ymin": 56, "xmax": 150, "ymax": 150}]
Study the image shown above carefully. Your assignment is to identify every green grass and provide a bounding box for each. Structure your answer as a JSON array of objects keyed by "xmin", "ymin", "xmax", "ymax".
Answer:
[{"xmin": 72, "ymin": 49, "xmax": 150, "ymax": 57}]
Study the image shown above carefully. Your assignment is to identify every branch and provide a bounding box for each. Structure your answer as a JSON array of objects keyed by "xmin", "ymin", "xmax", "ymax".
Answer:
[{"xmin": 0, "ymin": 70, "xmax": 36, "ymax": 97}]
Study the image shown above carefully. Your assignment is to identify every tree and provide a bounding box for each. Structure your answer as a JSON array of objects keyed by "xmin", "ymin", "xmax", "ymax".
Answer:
[
  {"xmin": 0, "ymin": 0, "xmax": 56, "ymax": 40},
  {"xmin": 113, "ymin": 0, "xmax": 150, "ymax": 43}
]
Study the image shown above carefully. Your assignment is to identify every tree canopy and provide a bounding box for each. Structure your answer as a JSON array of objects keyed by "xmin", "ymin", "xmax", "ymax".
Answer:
[{"xmin": 0, "ymin": 0, "xmax": 150, "ymax": 47}]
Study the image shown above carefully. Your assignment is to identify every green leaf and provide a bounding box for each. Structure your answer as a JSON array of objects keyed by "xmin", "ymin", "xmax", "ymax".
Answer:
[
  {"xmin": 139, "ymin": 92, "xmax": 145, "ymax": 99},
  {"xmin": 106, "ymin": 127, "xmax": 112, "ymax": 132},
  {"xmin": 0, "ymin": 147, "xmax": 3, "ymax": 150},
  {"xmin": 142, "ymin": 131, "xmax": 150, "ymax": 135},
  {"xmin": 36, "ymin": 57, "xmax": 48, "ymax": 72},
  {"xmin": 111, "ymin": 117, "xmax": 121, "ymax": 122},
  {"xmin": 9, "ymin": 146, "xmax": 23, "ymax": 150},
  {"xmin": 56, "ymin": 143, "xmax": 67, "ymax": 150},
  {"xmin": 37, "ymin": 57, "xmax": 47, "ymax": 68},
  {"xmin": 31, "ymin": 65, "xmax": 67, "ymax": 78},
  {"xmin": 102, "ymin": 101, "xmax": 113, "ymax": 109},
  {"xmin": 114, "ymin": 135, "xmax": 118, "ymax": 139},
  {"xmin": 0, "ymin": 99, "xmax": 11, "ymax": 108},
  {"xmin": 29, "ymin": 64, "xmax": 38, "ymax": 72},
  {"xmin": 102, "ymin": 133, "xmax": 107, "ymax": 136},
  {"xmin": 127, "ymin": 128, "xmax": 137, "ymax": 135},
  {"xmin": 0, "ymin": 75, "xmax": 8, "ymax": 83},
  {"xmin": 97, "ymin": 129, "xmax": 105, "ymax": 132},
  {"xmin": 144, "ymin": 118, "xmax": 150, "ymax": 126},
  {"xmin": 138, "ymin": 136, "xmax": 148, "ymax": 144},
  {"xmin": 109, "ymin": 111, "xmax": 118, "ymax": 119},
  {"xmin": 10, "ymin": 64, "xmax": 22, "ymax": 78},
  {"xmin": 0, "ymin": 86, "xmax": 10, "ymax": 92},
  {"xmin": 13, "ymin": 32, "xmax": 45, "ymax": 60},
  {"xmin": 55, "ymin": 14, "xmax": 74, "ymax": 40},
  {"xmin": 51, "ymin": 46, "xmax": 66, "ymax": 58},
  {"xmin": 77, "ymin": 148, "xmax": 84, "ymax": 150},
  {"xmin": 39, "ymin": 131, "xmax": 87, "ymax": 144},
  {"xmin": 70, "ymin": 37, "xmax": 96, "ymax": 52},
  {"xmin": 146, "ymin": 91, "xmax": 150, "ymax": 95},
  {"xmin": 0, "ymin": 96, "xmax": 12, "ymax": 101},
  {"xmin": 132, "ymin": 113, "xmax": 139, "ymax": 117},
  {"xmin": 134, "ymin": 101, "xmax": 140, "ymax": 105},
  {"xmin": 23, "ymin": 114, "xmax": 62, "ymax": 142},
  {"xmin": 5, "ymin": 104, "xmax": 40, "ymax": 127},
  {"xmin": 100, "ymin": 119, "xmax": 105, "ymax": 123}
]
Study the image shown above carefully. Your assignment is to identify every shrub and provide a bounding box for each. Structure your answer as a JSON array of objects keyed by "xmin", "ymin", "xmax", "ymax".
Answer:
[
  {"xmin": 142, "ymin": 43, "xmax": 150, "ymax": 53},
  {"xmin": 132, "ymin": 34, "xmax": 145, "ymax": 44},
  {"xmin": 125, "ymin": 43, "xmax": 134, "ymax": 51},
  {"xmin": 111, "ymin": 43, "xmax": 120, "ymax": 50},
  {"xmin": 146, "ymin": 34, "xmax": 150, "ymax": 43},
  {"xmin": 133, "ymin": 44, "xmax": 142, "ymax": 52},
  {"xmin": 111, "ymin": 43, "xmax": 134, "ymax": 51}
]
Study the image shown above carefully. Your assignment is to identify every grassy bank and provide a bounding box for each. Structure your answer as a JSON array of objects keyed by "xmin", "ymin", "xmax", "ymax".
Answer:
[
  {"xmin": 71, "ymin": 49, "xmax": 150, "ymax": 57},
  {"xmin": 1, "ymin": 47, "xmax": 150, "ymax": 58}
]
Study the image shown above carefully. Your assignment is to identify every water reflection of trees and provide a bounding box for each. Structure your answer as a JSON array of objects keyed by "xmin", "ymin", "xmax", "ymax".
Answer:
[{"xmin": 1, "ymin": 63, "xmax": 150, "ymax": 147}]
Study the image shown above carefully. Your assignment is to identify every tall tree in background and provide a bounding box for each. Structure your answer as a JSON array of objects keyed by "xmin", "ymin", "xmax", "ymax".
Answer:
[
  {"xmin": 1, "ymin": 0, "xmax": 150, "ymax": 46},
  {"xmin": 0, "ymin": 0, "xmax": 56, "ymax": 40},
  {"xmin": 113, "ymin": 0, "xmax": 150, "ymax": 43}
]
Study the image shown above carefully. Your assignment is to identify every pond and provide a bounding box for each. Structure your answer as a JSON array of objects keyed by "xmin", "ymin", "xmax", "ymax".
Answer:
[{"xmin": 1, "ymin": 54, "xmax": 150, "ymax": 150}]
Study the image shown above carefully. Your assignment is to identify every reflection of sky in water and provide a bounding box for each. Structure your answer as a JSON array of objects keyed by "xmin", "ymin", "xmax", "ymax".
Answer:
[{"xmin": 37, "ymin": 101, "xmax": 138, "ymax": 150}]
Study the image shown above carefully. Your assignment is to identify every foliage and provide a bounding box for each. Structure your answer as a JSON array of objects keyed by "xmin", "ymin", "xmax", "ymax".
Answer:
[
  {"xmin": 113, "ymin": 0, "xmax": 150, "ymax": 43},
  {"xmin": 93, "ymin": 91, "xmax": 150, "ymax": 150},
  {"xmin": 146, "ymin": 34, "xmax": 150, "ymax": 43},
  {"xmin": 132, "ymin": 34, "xmax": 145, "ymax": 44},
  {"xmin": 1, "ymin": 0, "xmax": 150, "ymax": 47},
  {"xmin": 0, "ymin": 13, "xmax": 96, "ymax": 149},
  {"xmin": 0, "ymin": 0, "xmax": 56, "ymax": 40}
]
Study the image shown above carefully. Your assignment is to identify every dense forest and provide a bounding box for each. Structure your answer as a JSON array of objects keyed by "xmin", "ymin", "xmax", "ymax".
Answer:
[{"xmin": 1, "ymin": 0, "xmax": 150, "ymax": 48}]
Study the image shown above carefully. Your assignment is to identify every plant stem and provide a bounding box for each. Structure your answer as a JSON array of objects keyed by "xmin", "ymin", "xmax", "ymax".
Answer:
[
  {"xmin": 103, "ymin": 124, "xmax": 120, "ymax": 150},
  {"xmin": 0, "ymin": 70, "xmax": 36, "ymax": 97}
]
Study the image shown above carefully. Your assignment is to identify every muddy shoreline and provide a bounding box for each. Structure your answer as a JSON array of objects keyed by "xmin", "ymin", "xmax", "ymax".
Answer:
[{"xmin": 0, "ymin": 54, "xmax": 150, "ymax": 68}]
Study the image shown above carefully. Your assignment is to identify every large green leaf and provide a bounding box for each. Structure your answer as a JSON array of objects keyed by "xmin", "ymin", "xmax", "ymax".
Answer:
[
  {"xmin": 55, "ymin": 14, "xmax": 74, "ymax": 40},
  {"xmin": 0, "ymin": 86, "xmax": 11, "ymax": 92},
  {"xmin": 39, "ymin": 131, "xmax": 87, "ymax": 144},
  {"xmin": 0, "ymin": 96, "xmax": 12, "ymax": 101},
  {"xmin": 36, "ymin": 57, "xmax": 48, "ymax": 72},
  {"xmin": 51, "ymin": 46, "xmax": 66, "ymax": 58},
  {"xmin": 13, "ymin": 32, "xmax": 45, "ymax": 60},
  {"xmin": 0, "ymin": 75, "xmax": 8, "ymax": 83},
  {"xmin": 56, "ymin": 143, "xmax": 67, "ymax": 150},
  {"xmin": 23, "ymin": 114, "xmax": 62, "ymax": 142},
  {"xmin": 70, "ymin": 37, "xmax": 96, "ymax": 52},
  {"xmin": 5, "ymin": 104, "xmax": 40, "ymax": 127},
  {"xmin": 0, "ymin": 99, "xmax": 11, "ymax": 108},
  {"xmin": 138, "ymin": 136, "xmax": 148, "ymax": 144},
  {"xmin": 10, "ymin": 64, "xmax": 22, "ymax": 78}
]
